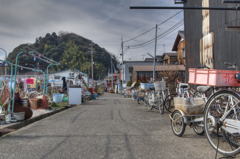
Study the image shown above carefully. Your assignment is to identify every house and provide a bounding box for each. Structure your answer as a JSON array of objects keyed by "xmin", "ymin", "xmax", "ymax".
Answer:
[
  {"xmin": 144, "ymin": 55, "xmax": 163, "ymax": 63},
  {"xmin": 172, "ymin": 31, "xmax": 185, "ymax": 65},
  {"xmin": 162, "ymin": 53, "xmax": 178, "ymax": 65},
  {"xmin": 132, "ymin": 64, "xmax": 185, "ymax": 93},
  {"xmin": 49, "ymin": 69, "xmax": 88, "ymax": 87},
  {"xmin": 184, "ymin": 0, "xmax": 240, "ymax": 70},
  {"xmin": 121, "ymin": 56, "xmax": 166, "ymax": 83},
  {"xmin": 121, "ymin": 61, "xmax": 153, "ymax": 83}
]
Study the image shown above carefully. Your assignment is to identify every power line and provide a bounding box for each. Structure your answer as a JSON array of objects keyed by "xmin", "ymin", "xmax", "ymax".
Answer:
[
  {"xmin": 123, "ymin": 11, "xmax": 182, "ymax": 43},
  {"xmin": 126, "ymin": 19, "xmax": 183, "ymax": 49},
  {"xmin": 157, "ymin": 11, "xmax": 182, "ymax": 26},
  {"xmin": 127, "ymin": 23, "xmax": 183, "ymax": 50},
  {"xmin": 123, "ymin": 27, "xmax": 155, "ymax": 43},
  {"xmin": 133, "ymin": 22, "xmax": 183, "ymax": 49}
]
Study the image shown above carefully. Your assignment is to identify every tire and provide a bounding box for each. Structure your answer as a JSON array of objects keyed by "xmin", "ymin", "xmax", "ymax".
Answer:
[
  {"xmin": 164, "ymin": 95, "xmax": 175, "ymax": 113},
  {"xmin": 157, "ymin": 94, "xmax": 164, "ymax": 114},
  {"xmin": 204, "ymin": 90, "xmax": 240, "ymax": 156},
  {"xmin": 144, "ymin": 96, "xmax": 149, "ymax": 106},
  {"xmin": 193, "ymin": 125, "xmax": 204, "ymax": 136},
  {"xmin": 158, "ymin": 99, "xmax": 164, "ymax": 114},
  {"xmin": 171, "ymin": 110, "xmax": 186, "ymax": 137},
  {"xmin": 222, "ymin": 131, "xmax": 240, "ymax": 148},
  {"xmin": 145, "ymin": 93, "xmax": 153, "ymax": 110}
]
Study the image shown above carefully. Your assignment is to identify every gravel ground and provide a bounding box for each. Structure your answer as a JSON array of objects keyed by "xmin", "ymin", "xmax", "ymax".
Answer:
[{"xmin": 0, "ymin": 93, "xmax": 236, "ymax": 159}]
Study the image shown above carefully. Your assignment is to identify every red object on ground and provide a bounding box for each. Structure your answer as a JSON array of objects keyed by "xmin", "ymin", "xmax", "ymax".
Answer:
[
  {"xmin": 29, "ymin": 98, "xmax": 42, "ymax": 109},
  {"xmin": 41, "ymin": 95, "xmax": 49, "ymax": 109},
  {"xmin": 14, "ymin": 103, "xmax": 33, "ymax": 120},
  {"xmin": 88, "ymin": 88, "xmax": 94, "ymax": 94},
  {"xmin": 29, "ymin": 96, "xmax": 49, "ymax": 109},
  {"xmin": 189, "ymin": 68, "xmax": 240, "ymax": 86},
  {"xmin": 26, "ymin": 78, "xmax": 34, "ymax": 84}
]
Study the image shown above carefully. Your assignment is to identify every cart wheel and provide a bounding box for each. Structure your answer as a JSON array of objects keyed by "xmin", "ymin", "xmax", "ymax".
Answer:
[
  {"xmin": 164, "ymin": 95, "xmax": 175, "ymax": 113},
  {"xmin": 171, "ymin": 110, "xmax": 186, "ymax": 137},
  {"xmin": 192, "ymin": 125, "xmax": 204, "ymax": 136},
  {"xmin": 158, "ymin": 98, "xmax": 164, "ymax": 114}
]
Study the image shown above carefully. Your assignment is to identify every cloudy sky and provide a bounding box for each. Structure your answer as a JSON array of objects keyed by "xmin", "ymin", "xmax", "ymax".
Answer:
[{"xmin": 0, "ymin": 0, "xmax": 183, "ymax": 61}]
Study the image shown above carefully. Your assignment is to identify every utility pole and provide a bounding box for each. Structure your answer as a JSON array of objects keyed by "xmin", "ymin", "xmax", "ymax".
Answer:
[
  {"xmin": 111, "ymin": 56, "xmax": 114, "ymax": 89},
  {"xmin": 121, "ymin": 37, "xmax": 124, "ymax": 82},
  {"xmin": 90, "ymin": 44, "xmax": 94, "ymax": 86},
  {"xmin": 153, "ymin": 24, "xmax": 158, "ymax": 82}
]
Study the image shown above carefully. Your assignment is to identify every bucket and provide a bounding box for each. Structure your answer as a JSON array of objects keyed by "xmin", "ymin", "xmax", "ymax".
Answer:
[
  {"xmin": 63, "ymin": 96, "xmax": 68, "ymax": 102},
  {"xmin": 13, "ymin": 112, "xmax": 25, "ymax": 121},
  {"xmin": 53, "ymin": 93, "xmax": 64, "ymax": 103}
]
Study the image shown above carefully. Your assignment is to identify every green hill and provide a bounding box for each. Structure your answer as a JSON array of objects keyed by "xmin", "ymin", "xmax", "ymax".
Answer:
[{"xmin": 7, "ymin": 32, "xmax": 119, "ymax": 79}]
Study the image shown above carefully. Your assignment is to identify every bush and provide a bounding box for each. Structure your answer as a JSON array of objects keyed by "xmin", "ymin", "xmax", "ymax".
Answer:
[{"xmin": 127, "ymin": 81, "xmax": 132, "ymax": 87}]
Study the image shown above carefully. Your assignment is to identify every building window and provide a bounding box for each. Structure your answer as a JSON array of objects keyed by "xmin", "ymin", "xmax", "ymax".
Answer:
[
  {"xmin": 129, "ymin": 67, "xmax": 133, "ymax": 73},
  {"xmin": 137, "ymin": 71, "xmax": 153, "ymax": 82}
]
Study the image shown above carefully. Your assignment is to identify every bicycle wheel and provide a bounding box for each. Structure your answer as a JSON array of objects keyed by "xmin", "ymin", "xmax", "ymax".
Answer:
[
  {"xmin": 157, "ymin": 93, "xmax": 164, "ymax": 114},
  {"xmin": 146, "ymin": 92, "xmax": 154, "ymax": 110},
  {"xmin": 164, "ymin": 95, "xmax": 175, "ymax": 113},
  {"xmin": 204, "ymin": 90, "xmax": 240, "ymax": 156},
  {"xmin": 143, "ymin": 93, "xmax": 149, "ymax": 106},
  {"xmin": 192, "ymin": 125, "xmax": 204, "ymax": 136},
  {"xmin": 171, "ymin": 110, "xmax": 186, "ymax": 137}
]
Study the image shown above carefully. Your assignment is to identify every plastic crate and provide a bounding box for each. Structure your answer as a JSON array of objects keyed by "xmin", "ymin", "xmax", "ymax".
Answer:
[{"xmin": 189, "ymin": 68, "xmax": 240, "ymax": 86}]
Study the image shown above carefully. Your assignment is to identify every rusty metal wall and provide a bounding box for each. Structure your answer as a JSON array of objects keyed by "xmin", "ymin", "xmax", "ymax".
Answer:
[
  {"xmin": 184, "ymin": 0, "xmax": 240, "ymax": 70},
  {"xmin": 184, "ymin": 0, "xmax": 203, "ymax": 70},
  {"xmin": 209, "ymin": 0, "xmax": 240, "ymax": 69}
]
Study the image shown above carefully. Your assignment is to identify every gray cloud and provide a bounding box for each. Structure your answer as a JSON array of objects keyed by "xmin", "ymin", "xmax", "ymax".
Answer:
[{"xmin": 0, "ymin": 0, "xmax": 183, "ymax": 60}]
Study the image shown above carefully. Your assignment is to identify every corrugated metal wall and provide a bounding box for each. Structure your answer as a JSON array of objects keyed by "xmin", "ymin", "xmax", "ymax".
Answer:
[
  {"xmin": 210, "ymin": 0, "xmax": 240, "ymax": 69},
  {"xmin": 184, "ymin": 0, "xmax": 240, "ymax": 70},
  {"xmin": 184, "ymin": 0, "xmax": 203, "ymax": 69}
]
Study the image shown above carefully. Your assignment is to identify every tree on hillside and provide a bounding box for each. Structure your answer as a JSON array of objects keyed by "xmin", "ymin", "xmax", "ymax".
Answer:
[
  {"xmin": 61, "ymin": 41, "xmax": 85, "ymax": 70},
  {"xmin": 7, "ymin": 32, "xmax": 119, "ymax": 79}
]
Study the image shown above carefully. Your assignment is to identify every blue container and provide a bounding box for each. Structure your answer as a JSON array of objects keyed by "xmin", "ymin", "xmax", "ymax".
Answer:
[{"xmin": 53, "ymin": 93, "xmax": 64, "ymax": 103}]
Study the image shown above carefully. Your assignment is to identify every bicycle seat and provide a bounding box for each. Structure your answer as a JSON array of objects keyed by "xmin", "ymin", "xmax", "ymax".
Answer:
[
  {"xmin": 196, "ymin": 86, "xmax": 210, "ymax": 93},
  {"xmin": 179, "ymin": 83, "xmax": 189, "ymax": 89}
]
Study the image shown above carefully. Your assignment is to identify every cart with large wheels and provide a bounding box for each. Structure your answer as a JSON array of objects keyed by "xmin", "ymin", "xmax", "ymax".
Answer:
[{"xmin": 170, "ymin": 96, "xmax": 206, "ymax": 137}]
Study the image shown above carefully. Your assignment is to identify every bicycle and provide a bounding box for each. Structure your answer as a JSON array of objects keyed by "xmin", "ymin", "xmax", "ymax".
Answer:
[
  {"xmin": 185, "ymin": 63, "xmax": 240, "ymax": 157},
  {"xmin": 170, "ymin": 82, "xmax": 210, "ymax": 137},
  {"xmin": 145, "ymin": 80, "xmax": 170, "ymax": 114},
  {"xmin": 204, "ymin": 89, "xmax": 240, "ymax": 157}
]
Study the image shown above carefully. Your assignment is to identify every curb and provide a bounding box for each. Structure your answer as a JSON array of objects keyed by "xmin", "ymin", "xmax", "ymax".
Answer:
[{"xmin": 0, "ymin": 105, "xmax": 73, "ymax": 136}]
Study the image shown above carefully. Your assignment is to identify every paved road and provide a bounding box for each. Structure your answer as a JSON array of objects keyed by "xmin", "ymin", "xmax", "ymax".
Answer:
[{"xmin": 0, "ymin": 93, "xmax": 226, "ymax": 159}]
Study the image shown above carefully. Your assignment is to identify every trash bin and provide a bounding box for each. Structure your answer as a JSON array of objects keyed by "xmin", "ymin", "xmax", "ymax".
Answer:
[{"xmin": 68, "ymin": 87, "xmax": 82, "ymax": 105}]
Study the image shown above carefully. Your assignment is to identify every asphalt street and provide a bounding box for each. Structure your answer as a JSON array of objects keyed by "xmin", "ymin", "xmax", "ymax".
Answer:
[{"xmin": 0, "ymin": 93, "xmax": 229, "ymax": 159}]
